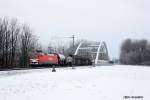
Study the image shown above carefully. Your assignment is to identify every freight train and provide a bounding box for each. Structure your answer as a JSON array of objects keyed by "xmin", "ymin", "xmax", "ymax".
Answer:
[{"xmin": 29, "ymin": 51, "xmax": 92, "ymax": 67}]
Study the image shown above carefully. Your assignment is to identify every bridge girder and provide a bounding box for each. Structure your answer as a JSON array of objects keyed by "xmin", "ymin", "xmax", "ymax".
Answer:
[{"xmin": 74, "ymin": 41, "xmax": 109, "ymax": 65}]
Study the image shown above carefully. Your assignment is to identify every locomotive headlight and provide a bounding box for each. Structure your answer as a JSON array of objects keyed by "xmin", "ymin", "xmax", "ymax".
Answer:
[
  {"xmin": 30, "ymin": 59, "xmax": 39, "ymax": 64},
  {"xmin": 35, "ymin": 59, "xmax": 39, "ymax": 61}
]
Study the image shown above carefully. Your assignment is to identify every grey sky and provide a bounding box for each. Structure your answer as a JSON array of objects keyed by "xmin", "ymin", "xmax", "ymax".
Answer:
[{"xmin": 0, "ymin": 0, "xmax": 150, "ymax": 59}]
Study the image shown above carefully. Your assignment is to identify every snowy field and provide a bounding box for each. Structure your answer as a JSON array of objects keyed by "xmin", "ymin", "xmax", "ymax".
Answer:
[{"xmin": 0, "ymin": 65, "xmax": 150, "ymax": 100}]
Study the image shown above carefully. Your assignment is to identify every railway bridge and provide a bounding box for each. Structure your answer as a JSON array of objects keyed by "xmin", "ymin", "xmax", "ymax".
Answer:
[{"xmin": 74, "ymin": 41, "xmax": 109, "ymax": 66}]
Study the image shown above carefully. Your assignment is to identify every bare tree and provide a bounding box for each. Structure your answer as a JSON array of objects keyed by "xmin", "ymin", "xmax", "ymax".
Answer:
[
  {"xmin": 0, "ymin": 18, "xmax": 4, "ymax": 67},
  {"xmin": 9, "ymin": 19, "xmax": 20, "ymax": 67},
  {"xmin": 1, "ymin": 18, "xmax": 11, "ymax": 68},
  {"xmin": 120, "ymin": 38, "xmax": 150, "ymax": 65},
  {"xmin": 19, "ymin": 24, "xmax": 38, "ymax": 67}
]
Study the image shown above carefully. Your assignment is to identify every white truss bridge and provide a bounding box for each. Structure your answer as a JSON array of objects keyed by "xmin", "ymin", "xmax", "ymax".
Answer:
[{"xmin": 74, "ymin": 41, "xmax": 109, "ymax": 65}]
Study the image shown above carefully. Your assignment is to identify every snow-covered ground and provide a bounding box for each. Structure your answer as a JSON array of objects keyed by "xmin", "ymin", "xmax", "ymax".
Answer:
[{"xmin": 0, "ymin": 65, "xmax": 150, "ymax": 100}]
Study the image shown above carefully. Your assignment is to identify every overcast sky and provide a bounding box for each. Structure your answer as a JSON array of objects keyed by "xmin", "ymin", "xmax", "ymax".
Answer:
[{"xmin": 0, "ymin": 0, "xmax": 150, "ymax": 59}]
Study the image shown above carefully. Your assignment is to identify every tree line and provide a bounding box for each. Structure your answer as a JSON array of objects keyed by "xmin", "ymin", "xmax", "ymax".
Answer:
[
  {"xmin": 0, "ymin": 17, "xmax": 83, "ymax": 69},
  {"xmin": 0, "ymin": 17, "xmax": 38, "ymax": 69},
  {"xmin": 120, "ymin": 39, "xmax": 150, "ymax": 65}
]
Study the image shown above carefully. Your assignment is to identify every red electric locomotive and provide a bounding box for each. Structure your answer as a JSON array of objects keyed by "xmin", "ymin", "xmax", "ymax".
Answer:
[{"xmin": 30, "ymin": 50, "xmax": 59, "ymax": 67}]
